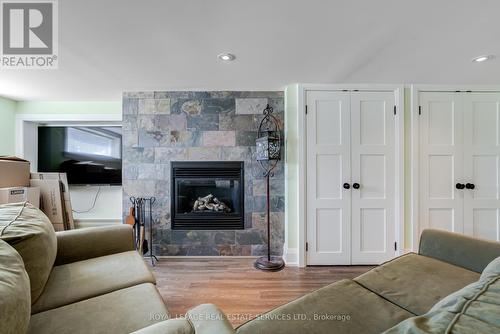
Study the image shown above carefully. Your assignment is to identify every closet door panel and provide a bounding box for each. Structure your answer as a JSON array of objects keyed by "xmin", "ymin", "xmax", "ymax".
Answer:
[
  {"xmin": 306, "ymin": 91, "xmax": 351, "ymax": 264},
  {"xmin": 351, "ymin": 91, "xmax": 396, "ymax": 264},
  {"xmin": 463, "ymin": 93, "xmax": 500, "ymax": 241},
  {"xmin": 419, "ymin": 92, "xmax": 464, "ymax": 234}
]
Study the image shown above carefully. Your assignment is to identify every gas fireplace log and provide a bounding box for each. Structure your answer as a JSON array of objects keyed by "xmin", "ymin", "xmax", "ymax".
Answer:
[
  {"xmin": 192, "ymin": 194, "xmax": 231, "ymax": 213},
  {"xmin": 199, "ymin": 194, "xmax": 213, "ymax": 202}
]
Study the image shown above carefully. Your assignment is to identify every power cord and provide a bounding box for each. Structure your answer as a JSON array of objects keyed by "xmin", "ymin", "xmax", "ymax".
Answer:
[{"xmin": 72, "ymin": 186, "xmax": 101, "ymax": 213}]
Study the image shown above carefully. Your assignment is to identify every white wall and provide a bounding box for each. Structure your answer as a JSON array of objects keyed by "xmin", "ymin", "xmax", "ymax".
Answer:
[{"xmin": 69, "ymin": 185, "xmax": 122, "ymax": 228}]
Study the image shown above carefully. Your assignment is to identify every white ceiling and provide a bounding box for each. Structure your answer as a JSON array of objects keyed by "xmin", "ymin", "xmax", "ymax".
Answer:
[{"xmin": 2, "ymin": 0, "xmax": 500, "ymax": 101}]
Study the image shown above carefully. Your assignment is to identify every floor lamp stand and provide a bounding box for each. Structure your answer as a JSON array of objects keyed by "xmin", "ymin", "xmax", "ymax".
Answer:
[{"xmin": 254, "ymin": 173, "xmax": 285, "ymax": 272}]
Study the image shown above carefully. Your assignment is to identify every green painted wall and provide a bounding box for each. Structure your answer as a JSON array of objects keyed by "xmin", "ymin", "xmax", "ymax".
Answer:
[
  {"xmin": 0, "ymin": 97, "xmax": 17, "ymax": 155},
  {"xmin": 16, "ymin": 101, "xmax": 121, "ymax": 114}
]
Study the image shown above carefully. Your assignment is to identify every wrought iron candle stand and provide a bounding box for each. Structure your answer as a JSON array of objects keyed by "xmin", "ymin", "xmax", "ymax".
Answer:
[{"xmin": 254, "ymin": 104, "xmax": 285, "ymax": 272}]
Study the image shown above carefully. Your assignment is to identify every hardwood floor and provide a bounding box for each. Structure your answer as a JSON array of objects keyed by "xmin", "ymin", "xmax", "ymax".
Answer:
[{"xmin": 150, "ymin": 258, "xmax": 373, "ymax": 327}]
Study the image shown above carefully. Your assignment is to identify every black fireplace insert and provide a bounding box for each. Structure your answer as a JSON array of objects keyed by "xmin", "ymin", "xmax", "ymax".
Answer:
[{"xmin": 171, "ymin": 161, "xmax": 244, "ymax": 230}]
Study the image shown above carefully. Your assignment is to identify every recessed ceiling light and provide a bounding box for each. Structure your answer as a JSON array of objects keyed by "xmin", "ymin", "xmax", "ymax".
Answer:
[
  {"xmin": 217, "ymin": 53, "xmax": 236, "ymax": 61},
  {"xmin": 472, "ymin": 55, "xmax": 495, "ymax": 63}
]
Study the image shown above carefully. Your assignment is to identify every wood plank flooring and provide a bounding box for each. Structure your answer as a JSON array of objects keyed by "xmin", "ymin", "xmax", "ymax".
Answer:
[{"xmin": 150, "ymin": 258, "xmax": 373, "ymax": 327}]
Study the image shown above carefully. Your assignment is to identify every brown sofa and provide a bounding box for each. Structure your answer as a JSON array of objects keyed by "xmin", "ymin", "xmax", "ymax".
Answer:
[{"xmin": 0, "ymin": 202, "xmax": 234, "ymax": 334}]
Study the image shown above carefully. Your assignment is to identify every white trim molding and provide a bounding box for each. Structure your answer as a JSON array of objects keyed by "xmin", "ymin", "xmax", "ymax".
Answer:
[
  {"xmin": 283, "ymin": 247, "xmax": 299, "ymax": 267},
  {"xmin": 74, "ymin": 218, "xmax": 122, "ymax": 229},
  {"xmin": 293, "ymin": 84, "xmax": 405, "ymax": 266},
  {"xmin": 410, "ymin": 85, "xmax": 420, "ymax": 252}
]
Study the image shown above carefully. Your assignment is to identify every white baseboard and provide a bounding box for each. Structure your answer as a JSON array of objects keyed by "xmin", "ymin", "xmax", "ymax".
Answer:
[
  {"xmin": 283, "ymin": 247, "xmax": 299, "ymax": 267},
  {"xmin": 74, "ymin": 218, "xmax": 122, "ymax": 229}
]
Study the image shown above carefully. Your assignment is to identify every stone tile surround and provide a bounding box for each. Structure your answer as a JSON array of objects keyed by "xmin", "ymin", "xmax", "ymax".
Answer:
[{"xmin": 122, "ymin": 91, "xmax": 284, "ymax": 256}]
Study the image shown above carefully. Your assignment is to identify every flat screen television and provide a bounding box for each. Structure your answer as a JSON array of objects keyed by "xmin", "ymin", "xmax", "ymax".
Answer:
[{"xmin": 38, "ymin": 126, "xmax": 122, "ymax": 185}]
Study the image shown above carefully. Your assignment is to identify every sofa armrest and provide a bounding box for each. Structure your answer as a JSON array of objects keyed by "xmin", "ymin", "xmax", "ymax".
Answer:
[
  {"xmin": 186, "ymin": 304, "xmax": 235, "ymax": 334},
  {"xmin": 54, "ymin": 225, "xmax": 134, "ymax": 265},
  {"xmin": 418, "ymin": 229, "xmax": 500, "ymax": 273},
  {"xmin": 131, "ymin": 304, "xmax": 235, "ymax": 334},
  {"xmin": 131, "ymin": 319, "xmax": 195, "ymax": 334}
]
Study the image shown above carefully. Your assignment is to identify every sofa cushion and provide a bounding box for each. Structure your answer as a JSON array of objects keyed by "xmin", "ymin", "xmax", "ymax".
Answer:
[
  {"xmin": 0, "ymin": 239, "xmax": 31, "ymax": 334},
  {"xmin": 132, "ymin": 304, "xmax": 236, "ymax": 334},
  {"xmin": 236, "ymin": 279, "xmax": 413, "ymax": 334},
  {"xmin": 0, "ymin": 202, "xmax": 57, "ymax": 303},
  {"xmin": 130, "ymin": 319, "xmax": 194, "ymax": 334},
  {"xmin": 32, "ymin": 250, "xmax": 156, "ymax": 313},
  {"xmin": 481, "ymin": 255, "xmax": 500, "ymax": 279},
  {"xmin": 382, "ymin": 256, "xmax": 500, "ymax": 334},
  {"xmin": 28, "ymin": 283, "xmax": 169, "ymax": 334},
  {"xmin": 355, "ymin": 253, "xmax": 479, "ymax": 315},
  {"xmin": 186, "ymin": 304, "xmax": 235, "ymax": 334}
]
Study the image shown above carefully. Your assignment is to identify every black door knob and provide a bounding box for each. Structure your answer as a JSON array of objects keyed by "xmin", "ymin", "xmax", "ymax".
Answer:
[
  {"xmin": 343, "ymin": 183, "xmax": 350, "ymax": 189},
  {"xmin": 466, "ymin": 183, "xmax": 475, "ymax": 190},
  {"xmin": 352, "ymin": 183, "xmax": 360, "ymax": 189},
  {"xmin": 456, "ymin": 183, "xmax": 465, "ymax": 190}
]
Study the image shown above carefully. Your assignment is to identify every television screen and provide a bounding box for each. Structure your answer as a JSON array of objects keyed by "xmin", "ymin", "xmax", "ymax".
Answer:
[{"xmin": 38, "ymin": 126, "xmax": 122, "ymax": 185}]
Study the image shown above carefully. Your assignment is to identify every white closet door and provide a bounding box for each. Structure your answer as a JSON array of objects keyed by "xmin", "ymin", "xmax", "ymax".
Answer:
[
  {"xmin": 350, "ymin": 92, "xmax": 396, "ymax": 264},
  {"xmin": 419, "ymin": 92, "xmax": 464, "ymax": 234},
  {"xmin": 306, "ymin": 91, "xmax": 351, "ymax": 265},
  {"xmin": 463, "ymin": 93, "xmax": 500, "ymax": 241}
]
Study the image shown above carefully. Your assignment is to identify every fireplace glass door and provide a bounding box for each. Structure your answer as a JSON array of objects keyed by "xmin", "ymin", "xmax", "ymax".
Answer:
[{"xmin": 171, "ymin": 161, "xmax": 244, "ymax": 230}]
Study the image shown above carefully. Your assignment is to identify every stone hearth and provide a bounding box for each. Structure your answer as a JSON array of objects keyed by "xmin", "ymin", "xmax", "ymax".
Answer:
[{"xmin": 122, "ymin": 91, "xmax": 284, "ymax": 256}]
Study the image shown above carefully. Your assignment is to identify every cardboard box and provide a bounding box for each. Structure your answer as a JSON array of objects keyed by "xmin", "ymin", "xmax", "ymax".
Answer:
[
  {"xmin": 0, "ymin": 186, "xmax": 40, "ymax": 208},
  {"xmin": 30, "ymin": 179, "xmax": 66, "ymax": 231},
  {"xmin": 31, "ymin": 173, "xmax": 75, "ymax": 229},
  {"xmin": 0, "ymin": 156, "xmax": 31, "ymax": 188}
]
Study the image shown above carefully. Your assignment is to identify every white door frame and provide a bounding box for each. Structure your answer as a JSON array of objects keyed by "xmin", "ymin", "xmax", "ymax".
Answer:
[
  {"xmin": 296, "ymin": 84, "xmax": 404, "ymax": 267},
  {"xmin": 409, "ymin": 85, "xmax": 500, "ymax": 251}
]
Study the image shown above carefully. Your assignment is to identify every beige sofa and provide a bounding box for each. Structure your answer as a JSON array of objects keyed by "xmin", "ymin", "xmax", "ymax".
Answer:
[
  {"xmin": 2, "ymin": 202, "xmax": 500, "ymax": 334},
  {"xmin": 235, "ymin": 229, "xmax": 500, "ymax": 334},
  {"xmin": 0, "ymin": 202, "xmax": 234, "ymax": 334}
]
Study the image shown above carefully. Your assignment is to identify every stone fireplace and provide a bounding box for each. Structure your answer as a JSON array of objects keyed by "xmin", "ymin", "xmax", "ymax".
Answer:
[
  {"xmin": 171, "ymin": 161, "xmax": 244, "ymax": 230},
  {"xmin": 122, "ymin": 91, "xmax": 284, "ymax": 256}
]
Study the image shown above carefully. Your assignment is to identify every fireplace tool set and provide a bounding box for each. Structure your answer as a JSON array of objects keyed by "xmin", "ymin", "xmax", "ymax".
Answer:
[{"xmin": 128, "ymin": 197, "xmax": 158, "ymax": 266}]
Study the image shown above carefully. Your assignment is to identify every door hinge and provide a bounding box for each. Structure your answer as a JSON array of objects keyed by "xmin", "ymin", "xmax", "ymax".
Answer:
[
  {"xmin": 394, "ymin": 242, "xmax": 397, "ymax": 251},
  {"xmin": 306, "ymin": 242, "xmax": 309, "ymax": 252},
  {"xmin": 394, "ymin": 105, "xmax": 397, "ymax": 115},
  {"xmin": 305, "ymin": 105, "xmax": 308, "ymax": 114},
  {"xmin": 418, "ymin": 106, "xmax": 422, "ymax": 115}
]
